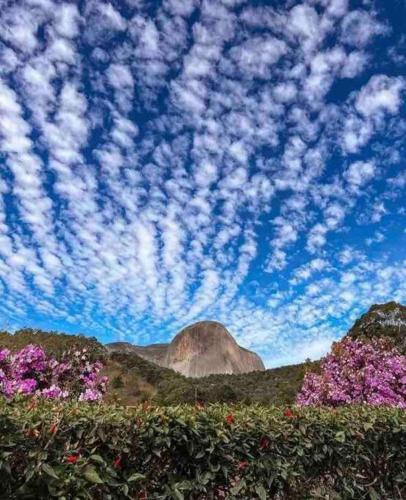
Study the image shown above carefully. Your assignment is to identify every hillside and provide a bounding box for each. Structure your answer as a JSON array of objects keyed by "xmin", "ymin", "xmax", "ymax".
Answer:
[
  {"xmin": 0, "ymin": 328, "xmax": 311, "ymax": 406},
  {"xmin": 0, "ymin": 328, "xmax": 105, "ymax": 360},
  {"xmin": 107, "ymin": 349, "xmax": 315, "ymax": 406}
]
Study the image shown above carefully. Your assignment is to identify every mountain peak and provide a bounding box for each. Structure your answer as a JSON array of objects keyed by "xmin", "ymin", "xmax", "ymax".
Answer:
[
  {"xmin": 108, "ymin": 321, "xmax": 265, "ymax": 378},
  {"xmin": 348, "ymin": 301, "xmax": 406, "ymax": 353}
]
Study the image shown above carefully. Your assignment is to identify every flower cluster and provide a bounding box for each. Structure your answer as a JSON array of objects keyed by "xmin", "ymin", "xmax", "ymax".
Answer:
[
  {"xmin": 0, "ymin": 344, "xmax": 108, "ymax": 402},
  {"xmin": 297, "ymin": 338, "xmax": 406, "ymax": 408}
]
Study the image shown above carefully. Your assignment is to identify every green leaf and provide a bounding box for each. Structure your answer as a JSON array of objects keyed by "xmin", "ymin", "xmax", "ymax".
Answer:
[
  {"xmin": 42, "ymin": 463, "xmax": 59, "ymax": 480},
  {"xmin": 335, "ymin": 431, "xmax": 346, "ymax": 443},
  {"xmin": 90, "ymin": 454, "xmax": 105, "ymax": 465},
  {"xmin": 172, "ymin": 488, "xmax": 184, "ymax": 500},
  {"xmin": 84, "ymin": 466, "xmax": 104, "ymax": 484},
  {"xmin": 127, "ymin": 473, "xmax": 146, "ymax": 482},
  {"xmin": 256, "ymin": 485, "xmax": 267, "ymax": 500},
  {"xmin": 369, "ymin": 488, "xmax": 380, "ymax": 500}
]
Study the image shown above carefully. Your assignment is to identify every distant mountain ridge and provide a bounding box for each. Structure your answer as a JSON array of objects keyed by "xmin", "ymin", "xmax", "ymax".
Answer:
[{"xmin": 107, "ymin": 320, "xmax": 265, "ymax": 377}]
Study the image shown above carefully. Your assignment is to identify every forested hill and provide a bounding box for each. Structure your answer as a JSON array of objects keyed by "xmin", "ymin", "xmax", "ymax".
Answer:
[{"xmin": 0, "ymin": 328, "xmax": 315, "ymax": 406}]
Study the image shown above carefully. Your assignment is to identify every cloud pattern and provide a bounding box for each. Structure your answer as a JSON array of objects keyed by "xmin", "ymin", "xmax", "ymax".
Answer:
[{"xmin": 0, "ymin": 0, "xmax": 405, "ymax": 367}]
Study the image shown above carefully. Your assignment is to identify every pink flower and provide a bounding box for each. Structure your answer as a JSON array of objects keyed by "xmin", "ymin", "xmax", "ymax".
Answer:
[
  {"xmin": 0, "ymin": 344, "xmax": 108, "ymax": 403},
  {"xmin": 297, "ymin": 338, "xmax": 406, "ymax": 408},
  {"xmin": 79, "ymin": 388, "xmax": 103, "ymax": 401}
]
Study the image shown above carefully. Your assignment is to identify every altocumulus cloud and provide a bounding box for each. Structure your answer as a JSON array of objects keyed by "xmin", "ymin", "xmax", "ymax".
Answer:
[{"xmin": 0, "ymin": 0, "xmax": 405, "ymax": 367}]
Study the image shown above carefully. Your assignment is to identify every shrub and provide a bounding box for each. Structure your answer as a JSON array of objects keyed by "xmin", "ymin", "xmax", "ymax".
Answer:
[
  {"xmin": 0, "ymin": 345, "xmax": 108, "ymax": 402},
  {"xmin": 1, "ymin": 399, "xmax": 405, "ymax": 499},
  {"xmin": 297, "ymin": 338, "xmax": 406, "ymax": 408}
]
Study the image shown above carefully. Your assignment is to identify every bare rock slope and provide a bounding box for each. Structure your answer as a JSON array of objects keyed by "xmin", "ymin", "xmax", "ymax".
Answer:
[{"xmin": 107, "ymin": 321, "xmax": 265, "ymax": 377}]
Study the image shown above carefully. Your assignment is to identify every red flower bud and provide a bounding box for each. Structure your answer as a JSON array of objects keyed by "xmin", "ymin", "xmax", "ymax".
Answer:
[
  {"xmin": 113, "ymin": 456, "xmax": 122, "ymax": 469},
  {"xmin": 66, "ymin": 454, "xmax": 79, "ymax": 464},
  {"xmin": 238, "ymin": 460, "xmax": 249, "ymax": 470},
  {"xmin": 50, "ymin": 423, "xmax": 58, "ymax": 435},
  {"xmin": 283, "ymin": 408, "xmax": 294, "ymax": 418},
  {"xmin": 225, "ymin": 414, "xmax": 235, "ymax": 424}
]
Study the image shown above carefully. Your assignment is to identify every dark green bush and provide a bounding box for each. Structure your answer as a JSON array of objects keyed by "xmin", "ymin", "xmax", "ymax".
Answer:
[{"xmin": 1, "ymin": 399, "xmax": 405, "ymax": 499}]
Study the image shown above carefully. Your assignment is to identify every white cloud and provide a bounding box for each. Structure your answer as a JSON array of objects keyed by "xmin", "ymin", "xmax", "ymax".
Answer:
[
  {"xmin": 0, "ymin": 0, "xmax": 403, "ymax": 368},
  {"xmin": 107, "ymin": 64, "xmax": 134, "ymax": 90},
  {"xmin": 340, "ymin": 10, "xmax": 386, "ymax": 47},
  {"xmin": 289, "ymin": 5, "xmax": 319, "ymax": 40},
  {"xmin": 355, "ymin": 75, "xmax": 405, "ymax": 118},
  {"xmin": 344, "ymin": 161, "xmax": 376, "ymax": 188},
  {"xmin": 53, "ymin": 3, "xmax": 80, "ymax": 38}
]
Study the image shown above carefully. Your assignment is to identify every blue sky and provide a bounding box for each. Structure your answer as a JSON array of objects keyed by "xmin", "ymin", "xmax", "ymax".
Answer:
[{"xmin": 0, "ymin": 0, "xmax": 405, "ymax": 368}]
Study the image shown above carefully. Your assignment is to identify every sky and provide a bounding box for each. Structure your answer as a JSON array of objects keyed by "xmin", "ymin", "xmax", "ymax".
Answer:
[{"xmin": 0, "ymin": 0, "xmax": 405, "ymax": 368}]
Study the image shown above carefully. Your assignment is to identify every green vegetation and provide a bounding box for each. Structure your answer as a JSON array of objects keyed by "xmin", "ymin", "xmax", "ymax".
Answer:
[
  {"xmin": 0, "ymin": 329, "xmax": 105, "ymax": 361},
  {"xmin": 1, "ymin": 399, "xmax": 405, "ymax": 499},
  {"xmin": 0, "ymin": 329, "xmax": 317, "ymax": 406},
  {"xmin": 105, "ymin": 350, "xmax": 319, "ymax": 406}
]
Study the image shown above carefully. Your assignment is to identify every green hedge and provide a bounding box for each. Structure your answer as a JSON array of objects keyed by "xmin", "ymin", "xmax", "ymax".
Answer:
[{"xmin": 1, "ymin": 399, "xmax": 406, "ymax": 499}]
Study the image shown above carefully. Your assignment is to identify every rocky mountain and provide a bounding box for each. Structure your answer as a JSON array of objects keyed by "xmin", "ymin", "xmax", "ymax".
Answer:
[
  {"xmin": 107, "ymin": 320, "xmax": 265, "ymax": 377},
  {"xmin": 348, "ymin": 301, "xmax": 406, "ymax": 353}
]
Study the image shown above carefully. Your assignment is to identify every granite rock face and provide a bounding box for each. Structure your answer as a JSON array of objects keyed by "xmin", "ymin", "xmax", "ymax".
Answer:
[{"xmin": 107, "ymin": 320, "xmax": 265, "ymax": 377}]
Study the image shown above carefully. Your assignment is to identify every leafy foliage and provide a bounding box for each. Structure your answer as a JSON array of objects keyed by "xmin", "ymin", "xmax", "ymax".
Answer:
[{"xmin": 1, "ymin": 399, "xmax": 405, "ymax": 499}]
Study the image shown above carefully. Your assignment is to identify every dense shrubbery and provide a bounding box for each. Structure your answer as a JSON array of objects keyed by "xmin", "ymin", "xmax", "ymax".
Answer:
[
  {"xmin": 1, "ymin": 399, "xmax": 405, "ymax": 499},
  {"xmin": 297, "ymin": 338, "xmax": 406, "ymax": 408},
  {"xmin": 0, "ymin": 345, "xmax": 108, "ymax": 402},
  {"xmin": 109, "ymin": 351, "xmax": 315, "ymax": 406}
]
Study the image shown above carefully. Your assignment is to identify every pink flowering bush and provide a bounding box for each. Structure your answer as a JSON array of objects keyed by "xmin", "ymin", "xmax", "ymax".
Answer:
[
  {"xmin": 0, "ymin": 344, "xmax": 108, "ymax": 401},
  {"xmin": 297, "ymin": 337, "xmax": 406, "ymax": 408}
]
